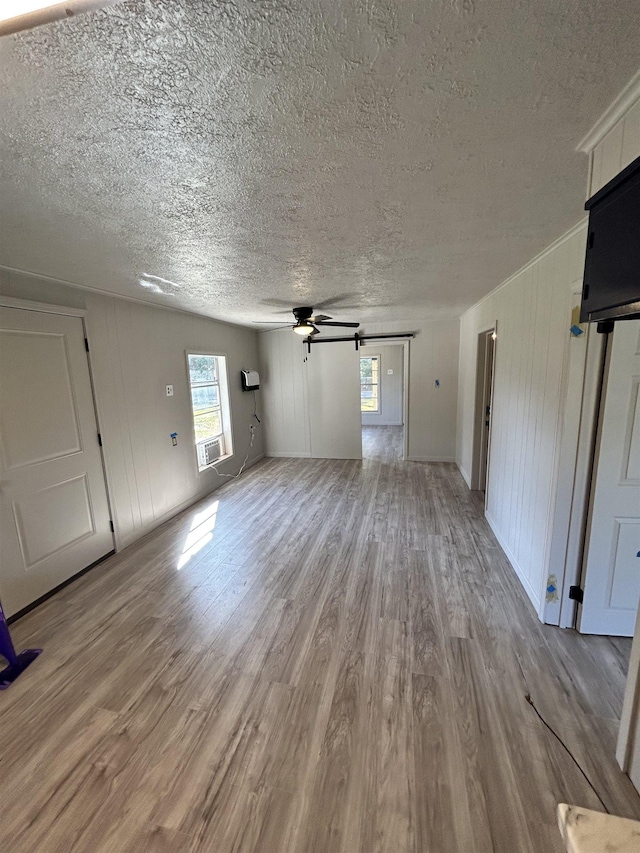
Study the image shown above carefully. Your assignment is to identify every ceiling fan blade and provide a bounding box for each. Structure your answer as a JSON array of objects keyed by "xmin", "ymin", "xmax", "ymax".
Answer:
[
  {"xmin": 253, "ymin": 323, "xmax": 292, "ymax": 330},
  {"xmin": 313, "ymin": 293, "xmax": 358, "ymax": 311},
  {"xmin": 253, "ymin": 321, "xmax": 293, "ymax": 324},
  {"xmin": 315, "ymin": 321, "xmax": 360, "ymax": 328},
  {"xmin": 260, "ymin": 298, "xmax": 299, "ymax": 309},
  {"xmin": 310, "ymin": 314, "xmax": 332, "ymax": 322}
]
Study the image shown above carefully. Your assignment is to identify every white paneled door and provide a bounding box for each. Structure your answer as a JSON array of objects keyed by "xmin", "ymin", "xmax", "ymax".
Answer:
[
  {"xmin": 579, "ymin": 320, "xmax": 640, "ymax": 636},
  {"xmin": 0, "ymin": 307, "xmax": 113, "ymax": 617}
]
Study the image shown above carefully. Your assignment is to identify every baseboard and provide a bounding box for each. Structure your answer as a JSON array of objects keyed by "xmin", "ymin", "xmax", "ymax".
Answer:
[
  {"xmin": 407, "ymin": 456, "xmax": 455, "ymax": 463},
  {"xmin": 7, "ymin": 550, "xmax": 115, "ymax": 623},
  {"xmin": 485, "ymin": 511, "xmax": 541, "ymax": 611},
  {"xmin": 457, "ymin": 462, "xmax": 472, "ymax": 488},
  {"xmin": 116, "ymin": 453, "xmax": 266, "ymax": 550},
  {"xmin": 265, "ymin": 451, "xmax": 312, "ymax": 458}
]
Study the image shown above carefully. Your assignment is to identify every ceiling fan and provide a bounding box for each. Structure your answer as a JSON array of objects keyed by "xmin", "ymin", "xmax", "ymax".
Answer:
[{"xmin": 256, "ymin": 306, "xmax": 360, "ymax": 336}]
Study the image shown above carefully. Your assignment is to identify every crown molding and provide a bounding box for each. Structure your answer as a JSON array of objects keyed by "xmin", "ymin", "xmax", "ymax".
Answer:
[
  {"xmin": 576, "ymin": 70, "xmax": 640, "ymax": 154},
  {"xmin": 460, "ymin": 217, "xmax": 588, "ymax": 318},
  {"xmin": 0, "ymin": 263, "xmax": 251, "ymax": 331}
]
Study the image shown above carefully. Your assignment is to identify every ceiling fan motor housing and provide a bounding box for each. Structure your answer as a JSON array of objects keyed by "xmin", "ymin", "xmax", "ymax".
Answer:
[{"xmin": 292, "ymin": 307, "xmax": 314, "ymax": 322}]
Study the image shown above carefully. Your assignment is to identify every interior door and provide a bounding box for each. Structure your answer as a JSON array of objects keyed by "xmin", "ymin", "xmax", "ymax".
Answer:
[
  {"xmin": 306, "ymin": 341, "xmax": 362, "ymax": 459},
  {"xmin": 579, "ymin": 320, "xmax": 640, "ymax": 635},
  {"xmin": 0, "ymin": 306, "xmax": 113, "ymax": 617}
]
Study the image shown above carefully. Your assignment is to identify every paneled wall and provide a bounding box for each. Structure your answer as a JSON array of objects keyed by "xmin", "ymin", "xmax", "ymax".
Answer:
[
  {"xmin": 0, "ymin": 269, "xmax": 264, "ymax": 549},
  {"xmin": 259, "ymin": 317, "xmax": 459, "ymax": 462},
  {"xmin": 457, "ymin": 72, "xmax": 640, "ymax": 618},
  {"xmin": 258, "ymin": 330, "xmax": 311, "ymax": 457},
  {"xmin": 456, "ymin": 225, "xmax": 587, "ymax": 611}
]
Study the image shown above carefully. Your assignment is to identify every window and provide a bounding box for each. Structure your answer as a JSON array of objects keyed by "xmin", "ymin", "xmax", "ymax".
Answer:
[
  {"xmin": 360, "ymin": 355, "xmax": 380, "ymax": 413},
  {"xmin": 187, "ymin": 353, "xmax": 233, "ymax": 470}
]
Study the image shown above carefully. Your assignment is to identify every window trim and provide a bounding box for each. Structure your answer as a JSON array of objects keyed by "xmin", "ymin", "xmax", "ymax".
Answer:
[
  {"xmin": 360, "ymin": 353, "xmax": 381, "ymax": 415},
  {"xmin": 185, "ymin": 350, "xmax": 234, "ymax": 472}
]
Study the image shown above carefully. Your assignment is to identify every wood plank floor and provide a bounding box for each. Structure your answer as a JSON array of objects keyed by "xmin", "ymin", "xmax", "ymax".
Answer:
[
  {"xmin": 1, "ymin": 456, "xmax": 638, "ymax": 852},
  {"xmin": 362, "ymin": 424, "xmax": 404, "ymax": 461}
]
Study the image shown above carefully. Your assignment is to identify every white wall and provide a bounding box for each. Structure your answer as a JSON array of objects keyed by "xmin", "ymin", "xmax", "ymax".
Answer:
[
  {"xmin": 0, "ymin": 269, "xmax": 264, "ymax": 549},
  {"xmin": 360, "ymin": 344, "xmax": 403, "ymax": 426},
  {"xmin": 259, "ymin": 317, "xmax": 459, "ymax": 462},
  {"xmin": 456, "ymin": 224, "xmax": 587, "ymax": 612},
  {"xmin": 456, "ymin": 71, "xmax": 640, "ymax": 619},
  {"xmin": 257, "ymin": 330, "xmax": 311, "ymax": 457}
]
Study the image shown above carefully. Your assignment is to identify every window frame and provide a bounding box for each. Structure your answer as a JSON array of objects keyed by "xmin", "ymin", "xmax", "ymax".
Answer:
[
  {"xmin": 360, "ymin": 353, "xmax": 381, "ymax": 414},
  {"xmin": 185, "ymin": 351, "xmax": 234, "ymax": 472}
]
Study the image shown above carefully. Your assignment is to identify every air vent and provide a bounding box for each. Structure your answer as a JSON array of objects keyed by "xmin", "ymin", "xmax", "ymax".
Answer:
[{"xmin": 198, "ymin": 436, "xmax": 224, "ymax": 467}]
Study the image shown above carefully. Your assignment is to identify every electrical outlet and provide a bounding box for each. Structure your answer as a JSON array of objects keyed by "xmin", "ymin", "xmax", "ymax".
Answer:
[
  {"xmin": 166, "ymin": 385, "xmax": 174, "ymax": 397},
  {"xmin": 387, "ymin": 369, "xmax": 393, "ymax": 375}
]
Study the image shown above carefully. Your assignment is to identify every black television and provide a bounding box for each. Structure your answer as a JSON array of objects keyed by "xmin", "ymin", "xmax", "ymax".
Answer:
[{"xmin": 580, "ymin": 154, "xmax": 640, "ymax": 323}]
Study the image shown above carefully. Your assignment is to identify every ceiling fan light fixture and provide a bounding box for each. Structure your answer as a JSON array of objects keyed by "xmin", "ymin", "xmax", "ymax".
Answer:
[{"xmin": 293, "ymin": 320, "xmax": 316, "ymax": 336}]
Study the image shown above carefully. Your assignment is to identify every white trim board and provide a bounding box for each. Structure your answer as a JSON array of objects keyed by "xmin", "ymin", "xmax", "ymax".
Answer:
[
  {"xmin": 457, "ymin": 463, "xmax": 472, "ymax": 488},
  {"xmin": 577, "ymin": 70, "xmax": 640, "ymax": 154},
  {"xmin": 407, "ymin": 456, "xmax": 455, "ymax": 463},
  {"xmin": 459, "ymin": 219, "xmax": 588, "ymax": 319},
  {"xmin": 265, "ymin": 452, "xmax": 313, "ymax": 458},
  {"xmin": 0, "ymin": 295, "xmax": 87, "ymax": 317},
  {"xmin": 485, "ymin": 511, "xmax": 541, "ymax": 614},
  {"xmin": 0, "ymin": 263, "xmax": 256, "ymax": 332},
  {"xmin": 115, "ymin": 453, "xmax": 265, "ymax": 550}
]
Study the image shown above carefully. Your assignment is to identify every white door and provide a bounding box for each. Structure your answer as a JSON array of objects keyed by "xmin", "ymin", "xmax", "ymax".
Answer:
[
  {"xmin": 306, "ymin": 341, "xmax": 362, "ymax": 459},
  {"xmin": 579, "ymin": 320, "xmax": 640, "ymax": 635},
  {"xmin": 0, "ymin": 307, "xmax": 113, "ymax": 617}
]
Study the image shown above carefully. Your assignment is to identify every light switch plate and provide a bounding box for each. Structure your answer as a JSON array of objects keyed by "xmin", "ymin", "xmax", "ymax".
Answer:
[{"xmin": 166, "ymin": 385, "xmax": 174, "ymax": 397}]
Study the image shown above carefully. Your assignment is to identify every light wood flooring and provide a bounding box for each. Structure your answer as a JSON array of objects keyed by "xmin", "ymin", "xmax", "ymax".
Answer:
[
  {"xmin": 362, "ymin": 424, "xmax": 404, "ymax": 461},
  {"xmin": 1, "ymin": 456, "xmax": 638, "ymax": 852}
]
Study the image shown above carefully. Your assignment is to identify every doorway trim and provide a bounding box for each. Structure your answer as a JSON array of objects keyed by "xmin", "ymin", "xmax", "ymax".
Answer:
[
  {"xmin": 540, "ymin": 281, "xmax": 606, "ymax": 627},
  {"xmin": 0, "ymin": 295, "xmax": 117, "ymax": 548},
  {"xmin": 470, "ymin": 322, "xmax": 497, "ymax": 493},
  {"xmin": 359, "ymin": 338, "xmax": 410, "ymax": 460},
  {"xmin": 0, "ymin": 295, "xmax": 86, "ymax": 317}
]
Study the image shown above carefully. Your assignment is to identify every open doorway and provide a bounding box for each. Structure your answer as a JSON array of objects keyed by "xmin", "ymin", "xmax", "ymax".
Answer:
[
  {"xmin": 471, "ymin": 326, "xmax": 497, "ymax": 497},
  {"xmin": 360, "ymin": 343, "xmax": 406, "ymax": 462}
]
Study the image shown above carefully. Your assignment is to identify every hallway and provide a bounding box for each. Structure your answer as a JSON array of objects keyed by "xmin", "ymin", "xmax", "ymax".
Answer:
[
  {"xmin": 362, "ymin": 424, "xmax": 404, "ymax": 462},
  {"xmin": 1, "ymin": 455, "xmax": 637, "ymax": 852}
]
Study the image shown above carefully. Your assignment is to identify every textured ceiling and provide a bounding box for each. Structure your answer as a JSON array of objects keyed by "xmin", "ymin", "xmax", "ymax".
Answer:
[{"xmin": 1, "ymin": 0, "xmax": 639, "ymax": 327}]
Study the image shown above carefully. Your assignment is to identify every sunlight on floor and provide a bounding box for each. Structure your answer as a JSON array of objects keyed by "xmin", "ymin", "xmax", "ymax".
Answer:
[{"xmin": 177, "ymin": 499, "xmax": 219, "ymax": 570}]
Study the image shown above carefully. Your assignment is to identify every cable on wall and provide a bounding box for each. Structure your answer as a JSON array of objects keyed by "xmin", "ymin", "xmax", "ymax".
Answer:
[{"xmin": 211, "ymin": 394, "xmax": 261, "ymax": 482}]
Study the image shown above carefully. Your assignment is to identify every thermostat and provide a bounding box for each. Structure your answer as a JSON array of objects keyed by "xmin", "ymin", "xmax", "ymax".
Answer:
[{"xmin": 241, "ymin": 369, "xmax": 260, "ymax": 391}]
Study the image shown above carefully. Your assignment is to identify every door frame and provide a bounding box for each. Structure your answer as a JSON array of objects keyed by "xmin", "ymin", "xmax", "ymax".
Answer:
[
  {"xmin": 470, "ymin": 322, "xmax": 497, "ymax": 494},
  {"xmin": 0, "ymin": 295, "xmax": 116, "ymax": 549},
  {"xmin": 359, "ymin": 338, "xmax": 410, "ymax": 460}
]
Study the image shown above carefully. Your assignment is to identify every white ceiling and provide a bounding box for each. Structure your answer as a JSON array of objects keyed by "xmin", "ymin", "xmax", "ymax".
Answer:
[{"xmin": 0, "ymin": 0, "xmax": 639, "ymax": 328}]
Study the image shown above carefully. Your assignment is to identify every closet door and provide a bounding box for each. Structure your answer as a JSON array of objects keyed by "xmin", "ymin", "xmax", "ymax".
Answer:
[{"xmin": 0, "ymin": 307, "xmax": 113, "ymax": 616}]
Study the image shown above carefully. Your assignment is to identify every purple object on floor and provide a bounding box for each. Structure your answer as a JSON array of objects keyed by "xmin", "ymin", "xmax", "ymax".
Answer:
[{"xmin": 0, "ymin": 600, "xmax": 41, "ymax": 689}]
